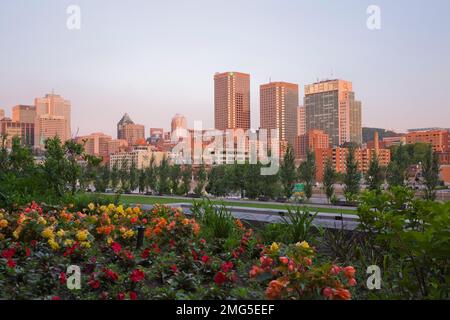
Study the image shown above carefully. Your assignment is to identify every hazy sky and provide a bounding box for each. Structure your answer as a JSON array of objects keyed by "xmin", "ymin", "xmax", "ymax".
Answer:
[{"xmin": 1, "ymin": 0, "xmax": 449, "ymax": 137}]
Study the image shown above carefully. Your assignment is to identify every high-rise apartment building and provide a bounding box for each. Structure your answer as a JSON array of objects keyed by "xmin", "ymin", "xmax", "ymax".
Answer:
[
  {"xmin": 304, "ymin": 80, "xmax": 362, "ymax": 147},
  {"xmin": 0, "ymin": 108, "xmax": 5, "ymax": 120},
  {"xmin": 214, "ymin": 72, "xmax": 250, "ymax": 130},
  {"xmin": 295, "ymin": 129, "xmax": 329, "ymax": 161},
  {"xmin": 117, "ymin": 113, "xmax": 145, "ymax": 146},
  {"xmin": 406, "ymin": 129, "xmax": 449, "ymax": 153},
  {"xmin": 260, "ymin": 82, "xmax": 299, "ymax": 148},
  {"xmin": 34, "ymin": 115, "xmax": 67, "ymax": 147},
  {"xmin": 0, "ymin": 118, "xmax": 34, "ymax": 148},
  {"xmin": 297, "ymin": 106, "xmax": 306, "ymax": 136}
]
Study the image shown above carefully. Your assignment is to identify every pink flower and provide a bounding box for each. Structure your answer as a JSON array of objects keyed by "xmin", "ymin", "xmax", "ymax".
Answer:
[
  {"xmin": 51, "ymin": 296, "xmax": 61, "ymax": 300},
  {"xmin": 348, "ymin": 278, "xmax": 357, "ymax": 287},
  {"xmin": 322, "ymin": 287, "xmax": 334, "ymax": 299},
  {"xmin": 117, "ymin": 292, "xmax": 126, "ymax": 300},
  {"xmin": 330, "ymin": 265, "xmax": 341, "ymax": 275},
  {"xmin": 201, "ymin": 255, "xmax": 210, "ymax": 264},
  {"xmin": 111, "ymin": 242, "xmax": 122, "ymax": 255}
]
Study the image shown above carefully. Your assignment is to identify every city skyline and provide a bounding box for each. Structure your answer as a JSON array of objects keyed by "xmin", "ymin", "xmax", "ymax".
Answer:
[{"xmin": 1, "ymin": 0, "xmax": 450, "ymax": 137}]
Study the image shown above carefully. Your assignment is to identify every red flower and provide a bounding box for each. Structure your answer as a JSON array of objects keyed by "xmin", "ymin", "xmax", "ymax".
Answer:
[
  {"xmin": 130, "ymin": 269, "xmax": 145, "ymax": 283},
  {"xmin": 169, "ymin": 239, "xmax": 176, "ymax": 247},
  {"xmin": 220, "ymin": 261, "xmax": 234, "ymax": 273},
  {"xmin": 124, "ymin": 250, "xmax": 134, "ymax": 260},
  {"xmin": 2, "ymin": 248, "xmax": 16, "ymax": 259},
  {"xmin": 25, "ymin": 247, "xmax": 31, "ymax": 257},
  {"xmin": 214, "ymin": 271, "xmax": 227, "ymax": 286},
  {"xmin": 103, "ymin": 268, "xmax": 119, "ymax": 282},
  {"xmin": 88, "ymin": 279, "xmax": 100, "ymax": 289},
  {"xmin": 30, "ymin": 240, "xmax": 38, "ymax": 247},
  {"xmin": 279, "ymin": 257, "xmax": 289, "ymax": 265},
  {"xmin": 141, "ymin": 248, "xmax": 150, "ymax": 259},
  {"xmin": 111, "ymin": 242, "xmax": 122, "ymax": 255},
  {"xmin": 201, "ymin": 255, "xmax": 210, "ymax": 264},
  {"xmin": 7, "ymin": 259, "xmax": 16, "ymax": 268},
  {"xmin": 191, "ymin": 249, "xmax": 198, "ymax": 260},
  {"xmin": 59, "ymin": 272, "xmax": 67, "ymax": 285},
  {"xmin": 129, "ymin": 291, "xmax": 138, "ymax": 300},
  {"xmin": 151, "ymin": 243, "xmax": 160, "ymax": 254},
  {"xmin": 348, "ymin": 278, "xmax": 357, "ymax": 287},
  {"xmin": 117, "ymin": 292, "xmax": 126, "ymax": 300},
  {"xmin": 170, "ymin": 264, "xmax": 178, "ymax": 273},
  {"xmin": 51, "ymin": 296, "xmax": 61, "ymax": 300}
]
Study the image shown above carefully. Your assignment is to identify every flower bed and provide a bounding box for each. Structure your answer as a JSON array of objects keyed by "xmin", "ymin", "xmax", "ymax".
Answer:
[{"xmin": 0, "ymin": 202, "xmax": 355, "ymax": 300}]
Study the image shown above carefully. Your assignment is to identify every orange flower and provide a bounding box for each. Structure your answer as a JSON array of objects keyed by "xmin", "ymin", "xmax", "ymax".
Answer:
[
  {"xmin": 333, "ymin": 288, "xmax": 351, "ymax": 300},
  {"xmin": 266, "ymin": 280, "xmax": 286, "ymax": 300},
  {"xmin": 249, "ymin": 265, "xmax": 261, "ymax": 278},
  {"xmin": 343, "ymin": 266, "xmax": 356, "ymax": 278}
]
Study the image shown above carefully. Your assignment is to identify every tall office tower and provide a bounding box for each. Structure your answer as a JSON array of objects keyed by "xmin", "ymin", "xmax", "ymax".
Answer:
[
  {"xmin": 297, "ymin": 106, "xmax": 306, "ymax": 136},
  {"xmin": 304, "ymin": 80, "xmax": 362, "ymax": 147},
  {"xmin": 260, "ymin": 82, "xmax": 299, "ymax": 148},
  {"xmin": 214, "ymin": 72, "xmax": 250, "ymax": 130},
  {"xmin": 35, "ymin": 93, "xmax": 71, "ymax": 139},
  {"xmin": 0, "ymin": 108, "xmax": 5, "ymax": 120},
  {"xmin": 117, "ymin": 113, "xmax": 145, "ymax": 146},
  {"xmin": 171, "ymin": 114, "xmax": 188, "ymax": 140}
]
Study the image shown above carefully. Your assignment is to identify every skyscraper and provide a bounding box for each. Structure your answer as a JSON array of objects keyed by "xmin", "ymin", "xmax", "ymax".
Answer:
[
  {"xmin": 214, "ymin": 72, "xmax": 250, "ymax": 130},
  {"xmin": 34, "ymin": 93, "xmax": 71, "ymax": 149},
  {"xmin": 297, "ymin": 106, "xmax": 306, "ymax": 136},
  {"xmin": 117, "ymin": 113, "xmax": 145, "ymax": 146},
  {"xmin": 260, "ymin": 82, "xmax": 299, "ymax": 148},
  {"xmin": 304, "ymin": 80, "xmax": 362, "ymax": 147}
]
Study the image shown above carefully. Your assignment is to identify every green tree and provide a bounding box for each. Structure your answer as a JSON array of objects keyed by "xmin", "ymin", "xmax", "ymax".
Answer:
[
  {"xmin": 145, "ymin": 155, "xmax": 157, "ymax": 193},
  {"xmin": 194, "ymin": 163, "xmax": 207, "ymax": 195},
  {"xmin": 157, "ymin": 156, "xmax": 170, "ymax": 195},
  {"xmin": 169, "ymin": 164, "xmax": 181, "ymax": 195},
  {"xmin": 298, "ymin": 151, "xmax": 316, "ymax": 200},
  {"xmin": 138, "ymin": 169, "xmax": 146, "ymax": 194},
  {"xmin": 129, "ymin": 160, "xmax": 139, "ymax": 192},
  {"xmin": 110, "ymin": 161, "xmax": 119, "ymax": 191},
  {"xmin": 323, "ymin": 157, "xmax": 336, "ymax": 203},
  {"xmin": 366, "ymin": 154, "xmax": 383, "ymax": 192},
  {"xmin": 179, "ymin": 165, "xmax": 192, "ymax": 195},
  {"xmin": 343, "ymin": 146, "xmax": 361, "ymax": 201},
  {"xmin": 280, "ymin": 145, "xmax": 296, "ymax": 199},
  {"xmin": 421, "ymin": 146, "xmax": 440, "ymax": 201}
]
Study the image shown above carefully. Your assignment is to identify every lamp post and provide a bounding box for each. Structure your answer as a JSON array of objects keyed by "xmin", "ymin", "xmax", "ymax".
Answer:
[{"xmin": 136, "ymin": 226, "xmax": 145, "ymax": 249}]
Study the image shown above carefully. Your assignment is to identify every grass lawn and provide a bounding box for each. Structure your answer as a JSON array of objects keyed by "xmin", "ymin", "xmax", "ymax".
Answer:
[{"xmin": 104, "ymin": 194, "xmax": 356, "ymax": 215}]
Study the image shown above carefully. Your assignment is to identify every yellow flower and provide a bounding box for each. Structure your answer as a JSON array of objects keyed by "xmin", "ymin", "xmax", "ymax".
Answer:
[
  {"xmin": 42, "ymin": 227, "xmax": 55, "ymax": 239},
  {"xmin": 126, "ymin": 207, "xmax": 133, "ymax": 215},
  {"xmin": 99, "ymin": 205, "xmax": 107, "ymax": 212},
  {"xmin": 80, "ymin": 241, "xmax": 91, "ymax": 248},
  {"xmin": 64, "ymin": 239, "xmax": 74, "ymax": 247},
  {"xmin": 56, "ymin": 229, "xmax": 66, "ymax": 238},
  {"xmin": 108, "ymin": 203, "xmax": 116, "ymax": 211},
  {"xmin": 269, "ymin": 242, "xmax": 280, "ymax": 254},
  {"xmin": 0, "ymin": 219, "xmax": 8, "ymax": 228},
  {"xmin": 117, "ymin": 205, "xmax": 125, "ymax": 215},
  {"xmin": 122, "ymin": 229, "xmax": 135, "ymax": 239},
  {"xmin": 296, "ymin": 241, "xmax": 310, "ymax": 249},
  {"xmin": 133, "ymin": 207, "xmax": 141, "ymax": 214},
  {"xmin": 88, "ymin": 203, "xmax": 96, "ymax": 211},
  {"xmin": 48, "ymin": 239, "xmax": 60, "ymax": 251},
  {"xmin": 107, "ymin": 237, "xmax": 114, "ymax": 245},
  {"xmin": 37, "ymin": 216, "xmax": 47, "ymax": 225},
  {"xmin": 76, "ymin": 230, "xmax": 89, "ymax": 242},
  {"xmin": 13, "ymin": 228, "xmax": 21, "ymax": 239}
]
